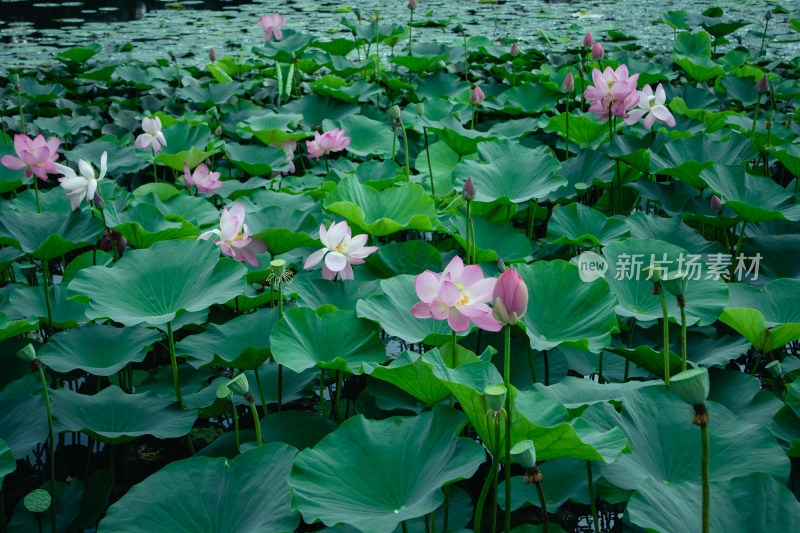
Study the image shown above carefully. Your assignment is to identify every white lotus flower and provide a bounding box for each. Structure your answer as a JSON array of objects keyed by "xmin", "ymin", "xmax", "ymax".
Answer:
[{"xmin": 54, "ymin": 151, "xmax": 107, "ymax": 211}]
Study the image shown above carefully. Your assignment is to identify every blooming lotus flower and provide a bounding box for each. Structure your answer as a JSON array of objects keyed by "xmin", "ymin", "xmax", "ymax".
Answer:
[
  {"xmin": 54, "ymin": 151, "xmax": 106, "ymax": 211},
  {"xmin": 470, "ymin": 85, "xmax": 485, "ymax": 106},
  {"xmin": 303, "ymin": 221, "xmax": 377, "ymax": 281},
  {"xmin": 411, "ymin": 255, "xmax": 502, "ymax": 332},
  {"xmin": 305, "ymin": 128, "xmax": 350, "ymax": 159},
  {"xmin": 258, "ymin": 13, "xmax": 287, "ymax": 42},
  {"xmin": 623, "ymin": 84, "xmax": 676, "ymax": 129},
  {"xmin": 184, "ymin": 162, "xmax": 223, "ymax": 194},
  {"xmin": 1, "ymin": 134, "xmax": 60, "ymax": 181},
  {"xmin": 584, "ymin": 65, "xmax": 640, "ymax": 121},
  {"xmin": 270, "ymin": 139, "xmax": 297, "ymax": 175},
  {"xmin": 492, "ymin": 269, "xmax": 528, "ymax": 326},
  {"xmin": 134, "ymin": 117, "xmax": 167, "ymax": 153},
  {"xmin": 198, "ymin": 203, "xmax": 268, "ymax": 267}
]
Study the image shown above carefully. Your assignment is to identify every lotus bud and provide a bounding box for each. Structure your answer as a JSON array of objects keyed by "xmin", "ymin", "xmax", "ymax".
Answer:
[
  {"xmin": 671, "ymin": 367, "xmax": 710, "ymax": 406},
  {"xmin": 583, "ymin": 32, "xmax": 593, "ymax": 49},
  {"xmin": 492, "ymin": 268, "xmax": 528, "ymax": 326},
  {"xmin": 437, "ymin": 60, "xmax": 447, "ymax": 70},
  {"xmin": 484, "ymin": 384, "xmax": 507, "ymax": 411},
  {"xmin": 387, "ymin": 105, "xmax": 402, "ymax": 120},
  {"xmin": 17, "ymin": 343, "xmax": 37, "ymax": 362},
  {"xmin": 227, "ymin": 373, "xmax": 249, "ymax": 396},
  {"xmin": 469, "ymin": 85, "xmax": 485, "ymax": 106},
  {"xmin": 643, "ymin": 264, "xmax": 663, "ymax": 282},
  {"xmin": 415, "ymin": 102, "xmax": 425, "ymax": 115},
  {"xmin": 215, "ymin": 383, "xmax": 232, "ymax": 399},
  {"xmin": 462, "ymin": 177, "xmax": 476, "ymax": 201},
  {"xmin": 765, "ymin": 9, "xmax": 772, "ymax": 21},
  {"xmin": 710, "ymin": 194, "xmax": 723, "ymax": 214},
  {"xmin": 23, "ymin": 489, "xmax": 51, "ymax": 513},
  {"xmin": 510, "ymin": 440, "xmax": 537, "ymax": 468},
  {"xmin": 662, "ymin": 270, "xmax": 689, "ymax": 298},
  {"xmin": 408, "ymin": 0, "xmax": 416, "ymax": 10},
  {"xmin": 270, "ymin": 258, "xmax": 286, "ymax": 278},
  {"xmin": 756, "ymin": 75, "xmax": 768, "ymax": 94},
  {"xmin": 497, "ymin": 258, "xmax": 507, "ymax": 273},
  {"xmin": 562, "ymin": 72, "xmax": 575, "ymax": 93},
  {"xmin": 93, "ymin": 192, "xmax": 105, "ymax": 210},
  {"xmin": 510, "ymin": 42, "xmax": 519, "ymax": 58},
  {"xmin": 453, "ymin": 110, "xmax": 461, "ymax": 121},
  {"xmin": 354, "ymin": 8, "xmax": 362, "ymax": 21},
  {"xmin": 209, "ymin": 48, "xmax": 216, "ymax": 62},
  {"xmin": 591, "ymin": 42, "xmax": 604, "ymax": 60},
  {"xmin": 766, "ymin": 360, "xmax": 781, "ymax": 378}
]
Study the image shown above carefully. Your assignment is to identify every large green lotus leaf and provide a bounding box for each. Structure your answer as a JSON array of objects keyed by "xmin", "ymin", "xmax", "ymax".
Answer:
[
  {"xmin": 544, "ymin": 112, "xmax": 608, "ymax": 144},
  {"xmin": 289, "ymin": 273, "xmax": 382, "ymax": 312},
  {"xmin": 38, "ymin": 324, "xmax": 160, "ymax": 376},
  {"xmin": 546, "ymin": 203, "xmax": 629, "ymax": 247},
  {"xmin": 414, "ymin": 139, "xmax": 460, "ymax": 195},
  {"xmin": 66, "ymin": 135, "xmax": 148, "ymax": 176},
  {"xmin": 362, "ymin": 349, "xmax": 458, "ymax": 407},
  {"xmin": 498, "ymin": 459, "xmax": 589, "ymax": 514},
  {"xmin": 0, "ymin": 311, "xmax": 38, "ymax": 342},
  {"xmin": 239, "ymin": 113, "xmax": 308, "ymax": 145},
  {"xmin": 0, "ymin": 386, "xmax": 48, "ymax": 459},
  {"xmin": 0, "ymin": 210, "xmax": 103, "ymax": 260},
  {"xmin": 241, "ymin": 363, "xmax": 317, "ymax": 407},
  {"xmin": 176, "ymin": 308, "xmax": 279, "ymax": 369},
  {"xmin": 337, "ymin": 115, "xmax": 394, "ymax": 158},
  {"xmin": 771, "ymin": 143, "xmax": 800, "ymax": 177},
  {"xmin": 2, "ymin": 285, "xmax": 87, "ymax": 328},
  {"xmin": 627, "ymin": 212, "xmax": 725, "ymax": 256},
  {"xmin": 34, "ymin": 115, "xmax": 93, "ymax": 139},
  {"xmin": 428, "ymin": 357, "xmax": 629, "ymax": 463},
  {"xmin": 583, "ymin": 386, "xmax": 789, "ymax": 493},
  {"xmin": 99, "ymin": 443, "xmax": 299, "ymax": 533},
  {"xmin": 357, "ymin": 275, "xmax": 463, "ymax": 345},
  {"xmin": 425, "ymin": 116, "xmax": 499, "ymax": 157},
  {"xmin": 134, "ymin": 192, "xmax": 220, "ymax": 229},
  {"xmin": 532, "ymin": 377, "xmax": 658, "ymax": 409},
  {"xmin": 371, "ymin": 241, "xmax": 442, "ymax": 277},
  {"xmin": 626, "ymin": 473, "xmax": 800, "ymax": 533},
  {"xmin": 448, "ymin": 214, "xmax": 532, "ymax": 263},
  {"xmin": 546, "ymin": 149, "xmax": 614, "ymax": 202},
  {"xmin": 700, "ymin": 165, "xmax": 800, "ymax": 222},
  {"xmin": 707, "ymin": 367, "xmax": 782, "ymax": 428},
  {"xmin": 487, "ymin": 83, "xmax": 559, "ymax": 114},
  {"xmin": 718, "ymin": 308, "xmax": 800, "ymax": 353},
  {"xmin": 270, "ymin": 307, "xmax": 386, "ymax": 374},
  {"xmin": 283, "ymin": 94, "xmax": 360, "ymax": 127},
  {"xmin": 68, "ymin": 240, "xmax": 247, "ymax": 326},
  {"xmin": 602, "ymin": 239, "xmax": 729, "ymax": 324},
  {"xmin": 177, "ymin": 82, "xmax": 243, "ymax": 106},
  {"xmin": 414, "ymin": 72, "xmax": 470, "ymax": 100},
  {"xmin": 649, "ymin": 135, "xmax": 756, "ymax": 188},
  {"xmin": 248, "ymin": 207, "xmax": 319, "ymax": 255},
  {"xmin": 104, "ymin": 202, "xmax": 198, "ymax": 249},
  {"xmin": 324, "ymin": 175, "xmax": 437, "ymax": 236},
  {"xmin": 53, "ymin": 386, "xmax": 197, "ymax": 444},
  {"xmin": 606, "ymin": 344, "xmax": 682, "ymax": 379},
  {"xmin": 452, "ymin": 140, "xmax": 563, "ymax": 204},
  {"xmin": 517, "ymin": 261, "xmax": 619, "ymax": 353},
  {"xmin": 8, "ymin": 479, "xmax": 83, "ymax": 533},
  {"xmin": 0, "ymin": 438, "xmax": 13, "ymax": 490},
  {"xmin": 225, "ymin": 142, "xmax": 291, "ymax": 176},
  {"xmin": 726, "ymin": 278, "xmax": 800, "ymax": 326},
  {"xmin": 289, "ymin": 406, "xmax": 484, "ymax": 533},
  {"xmin": 155, "ymin": 146, "xmax": 221, "ymax": 173}
]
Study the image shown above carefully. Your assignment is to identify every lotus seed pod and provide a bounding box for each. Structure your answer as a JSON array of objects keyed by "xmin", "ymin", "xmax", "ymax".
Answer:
[
  {"xmin": 462, "ymin": 176, "xmax": 476, "ymax": 201},
  {"xmin": 270, "ymin": 259, "xmax": 287, "ymax": 278},
  {"xmin": 24, "ymin": 489, "xmax": 51, "ymax": 513},
  {"xmin": 415, "ymin": 102, "xmax": 425, "ymax": 115},
  {"xmin": 387, "ymin": 105, "xmax": 402, "ymax": 120},
  {"xmin": 227, "ymin": 373, "xmax": 249, "ymax": 396},
  {"xmin": 484, "ymin": 384, "xmax": 507, "ymax": 411},
  {"xmin": 17, "ymin": 343, "xmax": 37, "ymax": 362},
  {"xmin": 510, "ymin": 440, "xmax": 537, "ymax": 468},
  {"xmin": 9, "ymin": 73, "xmax": 19, "ymax": 84},
  {"xmin": 437, "ymin": 60, "xmax": 447, "ymax": 70},
  {"xmin": 662, "ymin": 270, "xmax": 688, "ymax": 297},
  {"xmin": 643, "ymin": 264, "xmax": 663, "ymax": 282},
  {"xmin": 766, "ymin": 360, "xmax": 781, "ymax": 378},
  {"xmin": 671, "ymin": 367, "xmax": 710, "ymax": 405},
  {"xmin": 216, "ymin": 383, "xmax": 232, "ymax": 399}
]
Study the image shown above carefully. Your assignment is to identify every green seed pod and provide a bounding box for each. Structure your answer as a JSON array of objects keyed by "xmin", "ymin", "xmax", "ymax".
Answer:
[
  {"xmin": 17, "ymin": 343, "xmax": 37, "ymax": 362},
  {"xmin": 643, "ymin": 264, "xmax": 664, "ymax": 283},
  {"xmin": 24, "ymin": 489, "xmax": 51, "ymax": 513},
  {"xmin": 9, "ymin": 73, "xmax": 19, "ymax": 84},
  {"xmin": 215, "ymin": 383, "xmax": 232, "ymax": 399},
  {"xmin": 671, "ymin": 367, "xmax": 710, "ymax": 405},
  {"xmin": 387, "ymin": 105, "xmax": 402, "ymax": 120},
  {"xmin": 227, "ymin": 373, "xmax": 249, "ymax": 397},
  {"xmin": 270, "ymin": 259, "xmax": 286, "ymax": 278},
  {"xmin": 662, "ymin": 270, "xmax": 688, "ymax": 296},
  {"xmin": 766, "ymin": 360, "xmax": 782, "ymax": 378},
  {"xmin": 484, "ymin": 384, "xmax": 507, "ymax": 411},
  {"xmin": 510, "ymin": 440, "xmax": 536, "ymax": 468},
  {"xmin": 415, "ymin": 102, "xmax": 425, "ymax": 115}
]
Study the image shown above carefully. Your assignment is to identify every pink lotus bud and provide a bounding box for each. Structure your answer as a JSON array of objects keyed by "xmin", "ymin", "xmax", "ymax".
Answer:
[
  {"xmin": 408, "ymin": 0, "xmax": 416, "ymax": 10},
  {"xmin": 584, "ymin": 32, "xmax": 593, "ymax": 49},
  {"xmin": 765, "ymin": 9, "xmax": 772, "ymax": 21},
  {"xmin": 562, "ymin": 72, "xmax": 575, "ymax": 93},
  {"xmin": 462, "ymin": 177, "xmax": 476, "ymax": 201},
  {"xmin": 470, "ymin": 85, "xmax": 484, "ymax": 106},
  {"xmin": 492, "ymin": 269, "xmax": 528, "ymax": 326},
  {"xmin": 215, "ymin": 125, "xmax": 222, "ymax": 136},
  {"xmin": 510, "ymin": 42, "xmax": 519, "ymax": 58},
  {"xmin": 209, "ymin": 48, "xmax": 216, "ymax": 62},
  {"xmin": 591, "ymin": 42, "xmax": 604, "ymax": 60},
  {"xmin": 756, "ymin": 75, "xmax": 768, "ymax": 94},
  {"xmin": 710, "ymin": 195, "xmax": 723, "ymax": 214}
]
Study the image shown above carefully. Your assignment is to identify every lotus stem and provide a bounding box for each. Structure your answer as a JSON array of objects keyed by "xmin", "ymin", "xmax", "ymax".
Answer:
[
  {"xmin": 759, "ymin": 16, "xmax": 770, "ymax": 57},
  {"xmin": 231, "ymin": 399, "xmax": 240, "ymax": 453},
  {"xmin": 450, "ymin": 329, "xmax": 457, "ymax": 408},
  {"xmin": 15, "ymin": 81, "xmax": 26, "ymax": 135},
  {"xmin": 278, "ymin": 282, "xmax": 284, "ymax": 411},
  {"xmin": 491, "ymin": 417, "xmax": 501, "ymax": 533},
  {"xmin": 324, "ymin": 153, "xmax": 329, "ymax": 174},
  {"xmin": 527, "ymin": 344, "xmax": 537, "ymax": 384},
  {"xmin": 751, "ymin": 94, "xmax": 761, "ymax": 139},
  {"xmin": 319, "ymin": 369, "xmax": 327, "ymax": 418},
  {"xmin": 254, "ymin": 366, "xmax": 266, "ymax": 407},
  {"xmin": 656, "ymin": 283, "xmax": 670, "ymax": 386},
  {"xmin": 473, "ymin": 458, "xmax": 495, "ymax": 533},
  {"xmin": 679, "ymin": 296, "xmax": 687, "ymax": 372},
  {"xmin": 503, "ymin": 326, "xmax": 512, "ymax": 533},
  {"xmin": 544, "ymin": 349, "xmax": 550, "ymax": 386},
  {"xmin": 40, "ymin": 259, "xmax": 53, "ymax": 341},
  {"xmin": 734, "ymin": 221, "xmax": 747, "ymax": 263},
  {"xmin": 408, "ymin": 10, "xmax": 413, "ymax": 57},
  {"xmin": 624, "ymin": 318, "xmax": 636, "ymax": 382},
  {"xmin": 392, "ymin": 123, "xmax": 397, "ymax": 160},
  {"xmin": 463, "ymin": 31, "xmax": 469, "ymax": 82},
  {"xmin": 33, "ymin": 175, "xmax": 41, "ymax": 213},
  {"xmin": 152, "ymin": 152, "xmax": 158, "ymax": 183},
  {"xmin": 587, "ymin": 461, "xmax": 599, "ymax": 533},
  {"xmin": 701, "ymin": 421, "xmax": 710, "ymax": 533},
  {"xmin": 36, "ymin": 363, "xmax": 56, "ymax": 533},
  {"xmin": 335, "ymin": 370, "xmax": 342, "ymax": 422},
  {"xmin": 465, "ymin": 200, "xmax": 473, "ymax": 264},
  {"xmin": 402, "ymin": 521, "xmax": 409, "ymax": 533},
  {"xmin": 751, "ymin": 350, "xmax": 764, "ymax": 375},
  {"xmin": 535, "ymin": 474, "xmax": 548, "ymax": 533},
  {"xmin": 166, "ymin": 322, "xmax": 184, "ymax": 408},
  {"xmin": 400, "ymin": 118, "xmax": 410, "ymax": 181},
  {"xmin": 424, "ymin": 127, "xmax": 434, "ymax": 195},
  {"xmin": 565, "ymin": 98, "xmax": 570, "ymax": 161},
  {"xmin": 247, "ymin": 396, "xmax": 262, "ymax": 446}
]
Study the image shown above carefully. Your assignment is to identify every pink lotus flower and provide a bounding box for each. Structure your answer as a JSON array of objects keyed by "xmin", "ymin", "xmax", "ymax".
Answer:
[
  {"xmin": 54, "ymin": 151, "xmax": 107, "ymax": 211},
  {"xmin": 623, "ymin": 83, "xmax": 676, "ymax": 130},
  {"xmin": 510, "ymin": 42, "xmax": 519, "ymax": 58},
  {"xmin": 711, "ymin": 194, "xmax": 723, "ymax": 214},
  {"xmin": 198, "ymin": 203, "xmax": 267, "ymax": 267},
  {"xmin": 411, "ymin": 256, "xmax": 502, "ymax": 332},
  {"xmin": 1, "ymin": 134, "xmax": 60, "ymax": 181},
  {"xmin": 562, "ymin": 72, "xmax": 575, "ymax": 93},
  {"xmin": 184, "ymin": 162, "xmax": 223, "ymax": 194},
  {"xmin": 584, "ymin": 32, "xmax": 594, "ymax": 49},
  {"xmin": 470, "ymin": 85, "xmax": 485, "ymax": 106},
  {"xmin": 305, "ymin": 128, "xmax": 350, "ymax": 159},
  {"xmin": 303, "ymin": 221, "xmax": 377, "ymax": 281},
  {"xmin": 134, "ymin": 117, "xmax": 167, "ymax": 153},
  {"xmin": 101, "ymin": 229, "xmax": 127, "ymax": 257},
  {"xmin": 492, "ymin": 269, "xmax": 528, "ymax": 326},
  {"xmin": 258, "ymin": 13, "xmax": 287, "ymax": 42},
  {"xmin": 270, "ymin": 139, "xmax": 297, "ymax": 175},
  {"xmin": 584, "ymin": 65, "xmax": 640, "ymax": 121}
]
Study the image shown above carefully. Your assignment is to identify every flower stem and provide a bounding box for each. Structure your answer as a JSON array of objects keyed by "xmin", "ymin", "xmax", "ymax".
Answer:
[
  {"xmin": 450, "ymin": 329, "xmax": 457, "ymax": 408},
  {"xmin": 465, "ymin": 201, "xmax": 472, "ymax": 264},
  {"xmin": 473, "ymin": 459, "xmax": 495, "ymax": 533},
  {"xmin": 400, "ymin": 119, "xmax": 410, "ymax": 181},
  {"xmin": 37, "ymin": 365, "xmax": 56, "ymax": 533},
  {"xmin": 408, "ymin": 10, "xmax": 413, "ymax": 57},
  {"xmin": 527, "ymin": 343, "xmax": 537, "ymax": 384},
  {"xmin": 402, "ymin": 521, "xmax": 409, "ymax": 533},
  {"xmin": 734, "ymin": 221, "xmax": 747, "ymax": 264},
  {"xmin": 166, "ymin": 321, "xmax": 184, "ymax": 408},
  {"xmin": 278, "ymin": 282, "xmax": 284, "ymax": 411},
  {"xmin": 491, "ymin": 418, "xmax": 501, "ymax": 533},
  {"xmin": 324, "ymin": 154, "xmax": 329, "ymax": 174},
  {"xmin": 503, "ymin": 326, "xmax": 512, "ymax": 533},
  {"xmin": 587, "ymin": 461, "xmax": 599, "ymax": 533},
  {"xmin": 535, "ymin": 477, "xmax": 548, "ymax": 533},
  {"xmin": 565, "ymin": 98, "xmax": 570, "ymax": 161},
  {"xmin": 680, "ymin": 299, "xmax": 687, "ymax": 372},
  {"xmin": 248, "ymin": 398, "xmax": 262, "ymax": 446},
  {"xmin": 335, "ymin": 370, "xmax": 342, "ymax": 422},
  {"xmin": 254, "ymin": 366, "xmax": 266, "ymax": 407},
  {"xmin": 751, "ymin": 94, "xmax": 761, "ymax": 139},
  {"xmin": 319, "ymin": 369, "xmax": 327, "ymax": 418},
  {"xmin": 424, "ymin": 127, "xmax": 434, "ymax": 195},
  {"xmin": 701, "ymin": 422, "xmax": 710, "ymax": 533},
  {"xmin": 656, "ymin": 284, "xmax": 670, "ymax": 386},
  {"xmin": 152, "ymin": 152, "xmax": 158, "ymax": 183},
  {"xmin": 33, "ymin": 176, "xmax": 41, "ymax": 213},
  {"xmin": 758, "ymin": 17, "xmax": 770, "ymax": 57},
  {"xmin": 40, "ymin": 259, "xmax": 53, "ymax": 341},
  {"xmin": 231, "ymin": 399, "xmax": 240, "ymax": 453},
  {"xmin": 15, "ymin": 83, "xmax": 26, "ymax": 135}
]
